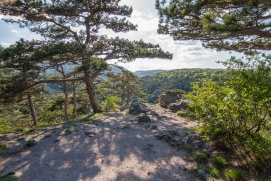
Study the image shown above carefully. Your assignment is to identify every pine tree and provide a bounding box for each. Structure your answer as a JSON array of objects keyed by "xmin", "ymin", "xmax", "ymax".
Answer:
[
  {"xmin": 156, "ymin": 0, "xmax": 271, "ymax": 54},
  {"xmin": 1, "ymin": 0, "xmax": 172, "ymax": 113},
  {"xmin": 104, "ymin": 68, "xmax": 146, "ymax": 105}
]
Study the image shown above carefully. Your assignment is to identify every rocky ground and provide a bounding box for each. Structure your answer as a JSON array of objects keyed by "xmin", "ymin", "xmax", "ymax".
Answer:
[{"xmin": 0, "ymin": 104, "xmax": 201, "ymax": 181}]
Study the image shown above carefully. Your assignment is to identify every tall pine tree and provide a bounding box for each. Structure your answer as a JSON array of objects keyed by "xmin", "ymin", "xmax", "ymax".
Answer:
[{"xmin": 1, "ymin": 0, "xmax": 172, "ymax": 113}]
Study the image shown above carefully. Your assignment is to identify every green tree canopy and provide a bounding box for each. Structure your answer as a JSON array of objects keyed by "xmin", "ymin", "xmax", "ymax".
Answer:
[
  {"xmin": 0, "ymin": 0, "xmax": 172, "ymax": 113},
  {"xmin": 156, "ymin": 0, "xmax": 271, "ymax": 54}
]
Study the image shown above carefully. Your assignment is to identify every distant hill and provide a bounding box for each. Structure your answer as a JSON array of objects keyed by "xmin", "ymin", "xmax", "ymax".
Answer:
[
  {"xmin": 140, "ymin": 68, "xmax": 224, "ymax": 103},
  {"xmin": 133, "ymin": 70, "xmax": 166, "ymax": 78}
]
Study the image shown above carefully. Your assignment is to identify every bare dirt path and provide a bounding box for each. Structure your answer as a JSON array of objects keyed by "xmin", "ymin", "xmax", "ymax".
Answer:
[{"xmin": 0, "ymin": 104, "xmax": 198, "ymax": 181}]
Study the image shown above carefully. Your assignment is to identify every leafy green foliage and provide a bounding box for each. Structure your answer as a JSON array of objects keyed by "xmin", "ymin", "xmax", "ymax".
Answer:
[
  {"xmin": 25, "ymin": 141, "xmax": 36, "ymax": 147},
  {"xmin": 99, "ymin": 69, "xmax": 146, "ymax": 105},
  {"xmin": 176, "ymin": 110, "xmax": 186, "ymax": 117},
  {"xmin": 213, "ymin": 156, "xmax": 228, "ymax": 169},
  {"xmin": 156, "ymin": 0, "xmax": 271, "ymax": 54},
  {"xmin": 141, "ymin": 68, "xmax": 223, "ymax": 103},
  {"xmin": 187, "ymin": 54, "xmax": 271, "ymax": 166},
  {"xmin": 0, "ymin": 143, "xmax": 7, "ymax": 150},
  {"xmin": 0, "ymin": 0, "xmax": 172, "ymax": 114},
  {"xmin": 209, "ymin": 167, "xmax": 219, "ymax": 177},
  {"xmin": 224, "ymin": 168, "xmax": 244, "ymax": 181},
  {"xmin": 0, "ymin": 175, "xmax": 19, "ymax": 181},
  {"xmin": 101, "ymin": 96, "xmax": 120, "ymax": 112},
  {"xmin": 192, "ymin": 151, "xmax": 207, "ymax": 163}
]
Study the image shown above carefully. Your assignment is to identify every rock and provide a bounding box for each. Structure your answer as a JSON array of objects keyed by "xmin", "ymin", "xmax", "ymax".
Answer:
[
  {"xmin": 85, "ymin": 132, "xmax": 91, "ymax": 135},
  {"xmin": 179, "ymin": 166, "xmax": 188, "ymax": 171},
  {"xmin": 159, "ymin": 90, "xmax": 180, "ymax": 108},
  {"xmin": 6, "ymin": 170, "xmax": 16, "ymax": 175},
  {"xmin": 147, "ymin": 111, "xmax": 159, "ymax": 117},
  {"xmin": 17, "ymin": 137, "xmax": 25, "ymax": 141},
  {"xmin": 141, "ymin": 144, "xmax": 155, "ymax": 153},
  {"xmin": 183, "ymin": 134, "xmax": 205, "ymax": 149},
  {"xmin": 28, "ymin": 139, "xmax": 36, "ymax": 143},
  {"xmin": 197, "ymin": 170, "xmax": 207, "ymax": 178},
  {"xmin": 131, "ymin": 113, "xmax": 151, "ymax": 123},
  {"xmin": 85, "ymin": 131, "xmax": 96, "ymax": 138},
  {"xmin": 168, "ymin": 99, "xmax": 189, "ymax": 112},
  {"xmin": 119, "ymin": 103, "xmax": 128, "ymax": 111},
  {"xmin": 54, "ymin": 139, "xmax": 60, "ymax": 142},
  {"xmin": 59, "ymin": 129, "xmax": 72, "ymax": 136},
  {"xmin": 128, "ymin": 100, "xmax": 149, "ymax": 115},
  {"xmin": 120, "ymin": 124, "xmax": 130, "ymax": 129},
  {"xmin": 155, "ymin": 130, "xmax": 180, "ymax": 142},
  {"xmin": 150, "ymin": 125, "xmax": 158, "ymax": 130}
]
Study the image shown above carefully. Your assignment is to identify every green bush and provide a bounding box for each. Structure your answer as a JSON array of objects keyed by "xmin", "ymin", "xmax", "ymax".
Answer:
[
  {"xmin": 0, "ymin": 143, "xmax": 7, "ymax": 150},
  {"xmin": 209, "ymin": 167, "xmax": 219, "ymax": 177},
  {"xmin": 213, "ymin": 156, "xmax": 228, "ymax": 169},
  {"xmin": 192, "ymin": 151, "xmax": 207, "ymax": 163},
  {"xmin": 0, "ymin": 175, "xmax": 19, "ymax": 181},
  {"xmin": 25, "ymin": 141, "xmax": 36, "ymax": 147},
  {"xmin": 176, "ymin": 110, "xmax": 186, "ymax": 116},
  {"xmin": 224, "ymin": 168, "xmax": 244, "ymax": 180},
  {"xmin": 101, "ymin": 96, "xmax": 120, "ymax": 112},
  {"xmin": 188, "ymin": 57, "xmax": 271, "ymax": 138},
  {"xmin": 187, "ymin": 55, "xmax": 271, "ymax": 164}
]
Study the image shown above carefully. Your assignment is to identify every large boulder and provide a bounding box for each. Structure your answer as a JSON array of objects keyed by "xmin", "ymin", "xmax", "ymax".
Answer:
[
  {"xmin": 168, "ymin": 99, "xmax": 189, "ymax": 112},
  {"xmin": 128, "ymin": 100, "xmax": 149, "ymax": 115},
  {"xmin": 159, "ymin": 90, "xmax": 180, "ymax": 108}
]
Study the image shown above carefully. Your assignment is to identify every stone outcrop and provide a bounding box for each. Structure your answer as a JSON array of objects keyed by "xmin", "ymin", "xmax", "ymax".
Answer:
[
  {"xmin": 159, "ymin": 91, "xmax": 180, "ymax": 108},
  {"xmin": 131, "ymin": 113, "xmax": 151, "ymax": 123},
  {"xmin": 128, "ymin": 100, "xmax": 149, "ymax": 115},
  {"xmin": 159, "ymin": 90, "xmax": 189, "ymax": 112},
  {"xmin": 168, "ymin": 100, "xmax": 189, "ymax": 112}
]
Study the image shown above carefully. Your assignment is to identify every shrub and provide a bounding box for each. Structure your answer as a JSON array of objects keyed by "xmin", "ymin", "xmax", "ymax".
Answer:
[
  {"xmin": 187, "ymin": 55, "xmax": 271, "ymax": 165},
  {"xmin": 187, "ymin": 55, "xmax": 271, "ymax": 142},
  {"xmin": 25, "ymin": 141, "xmax": 36, "ymax": 147},
  {"xmin": 0, "ymin": 175, "xmax": 19, "ymax": 181},
  {"xmin": 192, "ymin": 151, "xmax": 207, "ymax": 163},
  {"xmin": 101, "ymin": 96, "xmax": 120, "ymax": 112},
  {"xmin": 209, "ymin": 167, "xmax": 219, "ymax": 177},
  {"xmin": 0, "ymin": 143, "xmax": 7, "ymax": 150},
  {"xmin": 176, "ymin": 110, "xmax": 186, "ymax": 116},
  {"xmin": 213, "ymin": 156, "xmax": 228, "ymax": 169},
  {"xmin": 224, "ymin": 168, "xmax": 244, "ymax": 180}
]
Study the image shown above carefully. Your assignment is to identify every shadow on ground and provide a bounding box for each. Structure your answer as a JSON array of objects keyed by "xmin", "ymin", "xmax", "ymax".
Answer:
[{"xmin": 0, "ymin": 107, "xmax": 197, "ymax": 181}]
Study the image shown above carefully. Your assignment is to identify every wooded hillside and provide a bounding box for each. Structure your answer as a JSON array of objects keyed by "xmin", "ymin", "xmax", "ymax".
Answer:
[{"xmin": 140, "ymin": 68, "xmax": 223, "ymax": 102}]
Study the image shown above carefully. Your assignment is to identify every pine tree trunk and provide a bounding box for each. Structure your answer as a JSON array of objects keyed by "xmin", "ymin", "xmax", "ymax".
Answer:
[
  {"xmin": 63, "ymin": 82, "xmax": 69, "ymax": 121},
  {"xmin": 127, "ymin": 92, "xmax": 130, "ymax": 105},
  {"xmin": 27, "ymin": 93, "xmax": 38, "ymax": 126},
  {"xmin": 84, "ymin": 70, "xmax": 101, "ymax": 113},
  {"xmin": 72, "ymin": 83, "xmax": 77, "ymax": 118},
  {"xmin": 84, "ymin": 99, "xmax": 88, "ymax": 114}
]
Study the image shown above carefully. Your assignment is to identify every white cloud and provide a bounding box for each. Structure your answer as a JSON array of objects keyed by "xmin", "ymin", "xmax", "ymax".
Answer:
[
  {"xmin": 11, "ymin": 29, "xmax": 18, "ymax": 34},
  {"xmin": 0, "ymin": 0, "xmax": 244, "ymax": 71},
  {"xmin": 0, "ymin": 42, "xmax": 11, "ymax": 47}
]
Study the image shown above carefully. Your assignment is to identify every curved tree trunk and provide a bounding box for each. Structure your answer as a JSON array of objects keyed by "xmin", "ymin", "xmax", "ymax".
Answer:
[
  {"xmin": 84, "ymin": 70, "xmax": 101, "ymax": 113},
  {"xmin": 27, "ymin": 93, "xmax": 38, "ymax": 126}
]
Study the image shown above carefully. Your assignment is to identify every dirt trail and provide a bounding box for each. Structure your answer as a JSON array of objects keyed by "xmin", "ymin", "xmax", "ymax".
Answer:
[{"xmin": 0, "ymin": 104, "xmax": 198, "ymax": 181}]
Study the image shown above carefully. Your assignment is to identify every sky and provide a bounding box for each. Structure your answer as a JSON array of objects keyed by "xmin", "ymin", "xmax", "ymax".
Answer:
[{"xmin": 0, "ymin": 0, "xmax": 243, "ymax": 72}]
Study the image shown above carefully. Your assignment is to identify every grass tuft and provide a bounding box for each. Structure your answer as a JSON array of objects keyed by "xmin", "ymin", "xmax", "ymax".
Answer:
[
  {"xmin": 0, "ymin": 143, "xmax": 7, "ymax": 150},
  {"xmin": 0, "ymin": 175, "xmax": 19, "ymax": 181},
  {"xmin": 213, "ymin": 156, "xmax": 228, "ymax": 169},
  {"xmin": 224, "ymin": 168, "xmax": 244, "ymax": 180}
]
